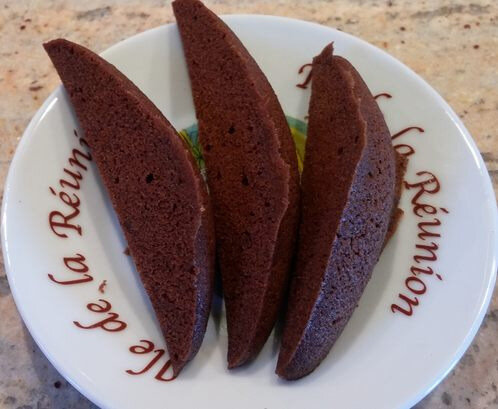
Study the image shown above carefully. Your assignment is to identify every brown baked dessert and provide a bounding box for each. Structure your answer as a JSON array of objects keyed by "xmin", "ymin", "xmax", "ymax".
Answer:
[
  {"xmin": 384, "ymin": 153, "xmax": 408, "ymax": 245},
  {"xmin": 44, "ymin": 39, "xmax": 215, "ymax": 376},
  {"xmin": 276, "ymin": 43, "xmax": 396, "ymax": 380},
  {"xmin": 173, "ymin": 0, "xmax": 300, "ymax": 368}
]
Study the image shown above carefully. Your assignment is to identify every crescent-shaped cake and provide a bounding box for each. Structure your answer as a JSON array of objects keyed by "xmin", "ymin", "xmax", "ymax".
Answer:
[
  {"xmin": 173, "ymin": 0, "xmax": 300, "ymax": 368},
  {"xmin": 276, "ymin": 43, "xmax": 397, "ymax": 380},
  {"xmin": 44, "ymin": 39, "xmax": 215, "ymax": 376}
]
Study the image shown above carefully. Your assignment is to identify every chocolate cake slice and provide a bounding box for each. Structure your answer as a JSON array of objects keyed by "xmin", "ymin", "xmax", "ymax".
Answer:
[
  {"xmin": 44, "ymin": 39, "xmax": 215, "ymax": 376},
  {"xmin": 384, "ymin": 153, "xmax": 408, "ymax": 245},
  {"xmin": 276, "ymin": 43, "xmax": 396, "ymax": 380},
  {"xmin": 173, "ymin": 0, "xmax": 300, "ymax": 368}
]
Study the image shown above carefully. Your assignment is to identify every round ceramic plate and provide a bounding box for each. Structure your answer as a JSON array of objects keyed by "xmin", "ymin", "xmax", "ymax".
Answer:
[{"xmin": 2, "ymin": 15, "xmax": 497, "ymax": 409}]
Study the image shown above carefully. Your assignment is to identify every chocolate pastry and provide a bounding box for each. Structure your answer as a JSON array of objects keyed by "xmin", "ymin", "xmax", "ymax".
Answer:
[
  {"xmin": 44, "ymin": 39, "xmax": 215, "ymax": 376},
  {"xmin": 173, "ymin": 0, "xmax": 300, "ymax": 368},
  {"xmin": 277, "ymin": 43, "xmax": 396, "ymax": 380}
]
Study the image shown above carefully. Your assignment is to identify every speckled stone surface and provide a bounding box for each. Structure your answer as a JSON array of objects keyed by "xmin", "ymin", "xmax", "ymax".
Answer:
[{"xmin": 0, "ymin": 1, "xmax": 496, "ymax": 408}]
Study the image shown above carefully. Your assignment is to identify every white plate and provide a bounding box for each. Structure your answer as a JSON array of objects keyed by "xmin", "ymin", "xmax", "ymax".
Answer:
[{"xmin": 2, "ymin": 15, "xmax": 497, "ymax": 409}]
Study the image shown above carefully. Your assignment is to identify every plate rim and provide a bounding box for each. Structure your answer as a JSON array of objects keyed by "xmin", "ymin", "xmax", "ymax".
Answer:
[{"xmin": 2, "ymin": 14, "xmax": 497, "ymax": 409}]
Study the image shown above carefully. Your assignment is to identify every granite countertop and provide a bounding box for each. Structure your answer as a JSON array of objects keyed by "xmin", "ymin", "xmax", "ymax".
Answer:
[{"xmin": 0, "ymin": 0, "xmax": 497, "ymax": 408}]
